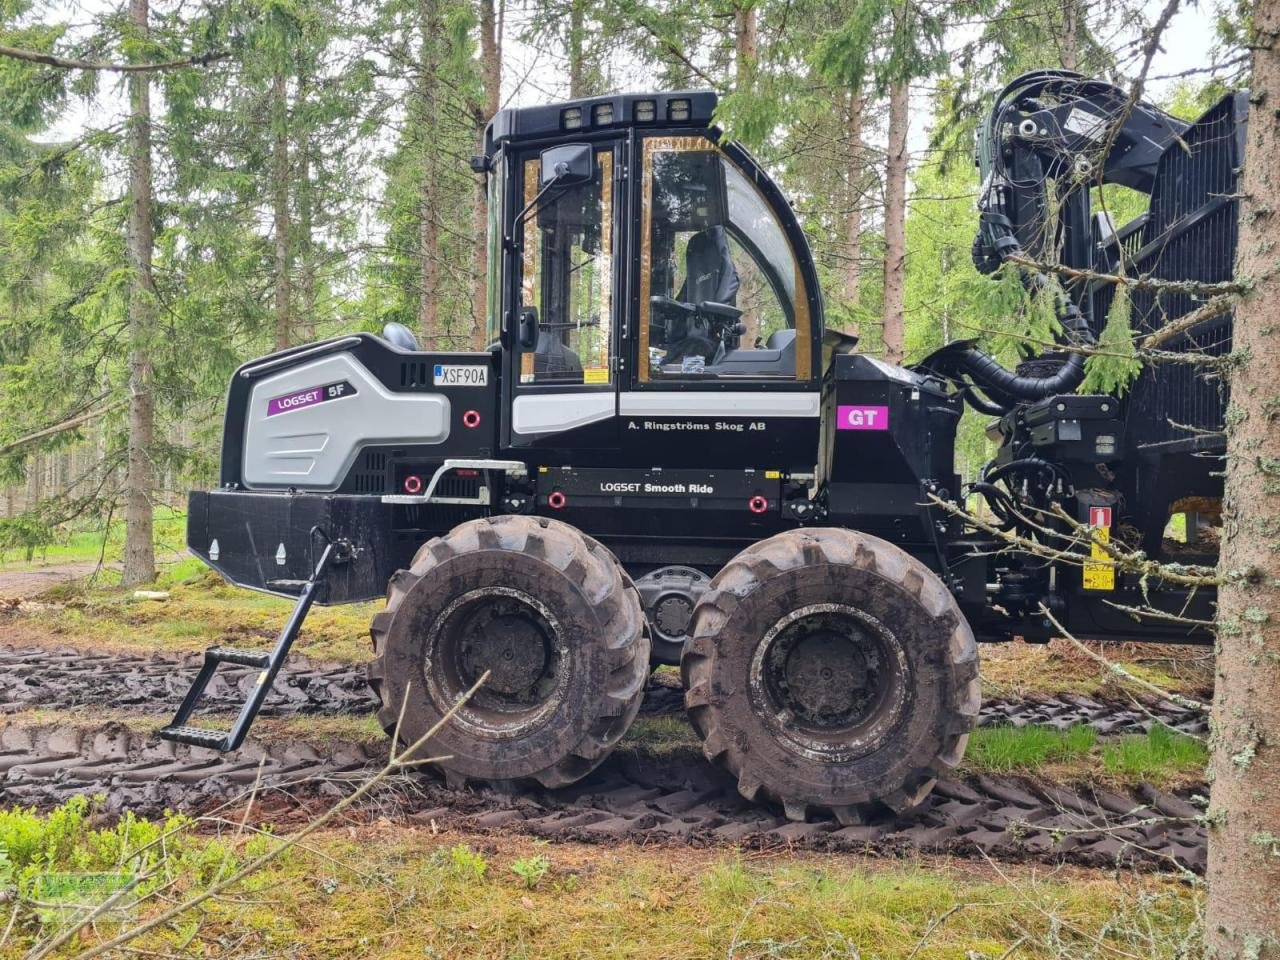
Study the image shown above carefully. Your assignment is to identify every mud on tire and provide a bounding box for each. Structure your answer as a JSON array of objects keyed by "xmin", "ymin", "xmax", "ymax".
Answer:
[
  {"xmin": 681, "ymin": 528, "xmax": 980, "ymax": 823},
  {"xmin": 368, "ymin": 516, "xmax": 649, "ymax": 789}
]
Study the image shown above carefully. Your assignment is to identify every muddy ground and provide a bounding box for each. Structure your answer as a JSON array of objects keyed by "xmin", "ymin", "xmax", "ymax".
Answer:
[{"xmin": 0, "ymin": 561, "xmax": 1210, "ymax": 876}]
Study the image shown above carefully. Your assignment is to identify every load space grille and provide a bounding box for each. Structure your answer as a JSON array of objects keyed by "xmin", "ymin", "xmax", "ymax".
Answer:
[{"xmin": 1092, "ymin": 93, "xmax": 1243, "ymax": 449}]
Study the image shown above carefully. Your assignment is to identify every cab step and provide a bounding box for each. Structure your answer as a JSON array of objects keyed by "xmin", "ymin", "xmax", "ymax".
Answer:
[
  {"xmin": 159, "ymin": 537, "xmax": 347, "ymax": 753},
  {"xmin": 158, "ymin": 724, "xmax": 234, "ymax": 750},
  {"xmin": 204, "ymin": 647, "xmax": 271, "ymax": 668}
]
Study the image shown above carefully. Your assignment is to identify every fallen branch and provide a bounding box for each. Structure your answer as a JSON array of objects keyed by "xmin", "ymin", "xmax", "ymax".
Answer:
[
  {"xmin": 0, "ymin": 398, "xmax": 127, "ymax": 458},
  {"xmin": 0, "ymin": 44, "xmax": 228, "ymax": 73},
  {"xmin": 1038, "ymin": 603, "xmax": 1207, "ymax": 711}
]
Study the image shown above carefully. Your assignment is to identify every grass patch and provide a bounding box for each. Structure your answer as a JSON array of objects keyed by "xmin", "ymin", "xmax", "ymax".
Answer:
[
  {"xmin": 1, "ymin": 806, "xmax": 1202, "ymax": 959},
  {"xmin": 1102, "ymin": 724, "xmax": 1208, "ymax": 783},
  {"xmin": 965, "ymin": 723, "xmax": 1098, "ymax": 773},
  {"xmin": 0, "ymin": 506, "xmax": 189, "ymax": 569},
  {"xmin": 620, "ymin": 714, "xmax": 702, "ymax": 754},
  {"xmin": 979, "ymin": 639, "xmax": 1213, "ymax": 700},
  {"xmin": 2, "ymin": 575, "xmax": 381, "ymax": 663},
  {"xmin": 962, "ymin": 721, "xmax": 1206, "ymax": 788}
]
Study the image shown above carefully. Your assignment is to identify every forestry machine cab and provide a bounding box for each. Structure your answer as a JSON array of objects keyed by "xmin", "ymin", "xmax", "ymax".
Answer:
[{"xmin": 168, "ymin": 75, "xmax": 1233, "ymax": 825}]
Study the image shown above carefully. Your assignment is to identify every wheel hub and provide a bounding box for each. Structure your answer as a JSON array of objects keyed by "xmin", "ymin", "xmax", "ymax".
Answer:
[
  {"xmin": 750, "ymin": 603, "xmax": 909, "ymax": 763},
  {"xmin": 654, "ymin": 595, "xmax": 693, "ymax": 639},
  {"xmin": 458, "ymin": 608, "xmax": 552, "ymax": 698},
  {"xmin": 776, "ymin": 626, "xmax": 875, "ymax": 725},
  {"xmin": 425, "ymin": 587, "xmax": 566, "ymax": 735}
]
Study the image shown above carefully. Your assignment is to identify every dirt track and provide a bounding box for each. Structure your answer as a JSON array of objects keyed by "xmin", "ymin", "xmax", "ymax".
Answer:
[
  {"xmin": 0, "ymin": 644, "xmax": 1210, "ymax": 736},
  {"xmin": 0, "ymin": 642, "xmax": 1210, "ymax": 874},
  {"xmin": 0, "ymin": 720, "xmax": 1206, "ymax": 873}
]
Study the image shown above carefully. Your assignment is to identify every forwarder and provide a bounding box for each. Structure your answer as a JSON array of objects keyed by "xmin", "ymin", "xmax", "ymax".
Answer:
[{"xmin": 170, "ymin": 72, "xmax": 1229, "ymax": 823}]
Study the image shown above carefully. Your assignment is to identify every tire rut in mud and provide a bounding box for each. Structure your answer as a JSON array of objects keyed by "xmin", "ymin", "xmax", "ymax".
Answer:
[
  {"xmin": 0, "ymin": 645, "xmax": 1207, "ymax": 738},
  {"xmin": 0, "ymin": 720, "xmax": 1206, "ymax": 875},
  {"xmin": 0, "ymin": 645, "xmax": 376, "ymax": 716}
]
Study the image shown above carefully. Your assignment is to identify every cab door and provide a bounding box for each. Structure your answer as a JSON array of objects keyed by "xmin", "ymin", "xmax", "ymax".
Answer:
[{"xmin": 504, "ymin": 141, "xmax": 623, "ymax": 451}]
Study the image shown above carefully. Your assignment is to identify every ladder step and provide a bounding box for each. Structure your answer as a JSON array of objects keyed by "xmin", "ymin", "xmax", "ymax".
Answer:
[
  {"xmin": 207, "ymin": 647, "xmax": 271, "ymax": 668},
  {"xmin": 158, "ymin": 725, "xmax": 232, "ymax": 750}
]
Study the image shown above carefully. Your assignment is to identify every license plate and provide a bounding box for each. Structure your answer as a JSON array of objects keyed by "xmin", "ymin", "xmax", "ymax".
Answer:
[{"xmin": 433, "ymin": 364, "xmax": 488, "ymax": 387}]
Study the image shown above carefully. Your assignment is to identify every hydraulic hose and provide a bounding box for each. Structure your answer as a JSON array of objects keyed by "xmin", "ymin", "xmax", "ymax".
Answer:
[{"xmin": 957, "ymin": 347, "xmax": 1085, "ymax": 402}]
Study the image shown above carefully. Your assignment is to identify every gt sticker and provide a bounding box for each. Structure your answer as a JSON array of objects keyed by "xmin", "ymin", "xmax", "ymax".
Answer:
[
  {"xmin": 836, "ymin": 405, "xmax": 890, "ymax": 431},
  {"xmin": 267, "ymin": 380, "xmax": 357, "ymax": 416},
  {"xmin": 434, "ymin": 364, "xmax": 488, "ymax": 387}
]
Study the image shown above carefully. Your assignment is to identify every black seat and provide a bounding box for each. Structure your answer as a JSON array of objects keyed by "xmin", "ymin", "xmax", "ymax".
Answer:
[{"xmin": 678, "ymin": 226, "xmax": 739, "ymax": 307}]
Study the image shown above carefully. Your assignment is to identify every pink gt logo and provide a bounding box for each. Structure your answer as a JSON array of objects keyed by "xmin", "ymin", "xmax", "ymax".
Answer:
[{"xmin": 836, "ymin": 405, "xmax": 889, "ymax": 431}]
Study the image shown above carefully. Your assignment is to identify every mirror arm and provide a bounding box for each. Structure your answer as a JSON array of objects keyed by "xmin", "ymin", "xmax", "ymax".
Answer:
[{"xmin": 503, "ymin": 179, "xmax": 567, "ymax": 250}]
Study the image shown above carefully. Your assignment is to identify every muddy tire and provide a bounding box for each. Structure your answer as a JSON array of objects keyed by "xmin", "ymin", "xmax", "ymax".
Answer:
[
  {"xmin": 681, "ymin": 528, "xmax": 980, "ymax": 823},
  {"xmin": 368, "ymin": 515, "xmax": 649, "ymax": 788}
]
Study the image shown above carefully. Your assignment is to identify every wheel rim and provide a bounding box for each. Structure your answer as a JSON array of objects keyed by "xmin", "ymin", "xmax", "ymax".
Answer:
[
  {"xmin": 748, "ymin": 602, "xmax": 910, "ymax": 763},
  {"xmin": 424, "ymin": 586, "xmax": 569, "ymax": 737}
]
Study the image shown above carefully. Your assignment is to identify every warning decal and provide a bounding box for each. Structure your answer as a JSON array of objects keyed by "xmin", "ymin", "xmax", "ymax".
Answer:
[{"xmin": 1082, "ymin": 506, "xmax": 1116, "ymax": 591}]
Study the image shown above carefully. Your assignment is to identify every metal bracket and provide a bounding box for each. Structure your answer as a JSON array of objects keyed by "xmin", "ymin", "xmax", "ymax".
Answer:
[{"xmin": 381, "ymin": 459, "xmax": 528, "ymax": 505}]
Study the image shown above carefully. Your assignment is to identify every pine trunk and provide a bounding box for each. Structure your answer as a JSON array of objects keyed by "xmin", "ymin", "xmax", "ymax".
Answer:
[
  {"xmin": 734, "ymin": 2, "xmax": 757, "ymax": 91},
  {"xmin": 844, "ymin": 90, "xmax": 865, "ymax": 314},
  {"xmin": 298, "ymin": 138, "xmax": 316, "ymax": 343},
  {"xmin": 882, "ymin": 79, "xmax": 908, "ymax": 364},
  {"xmin": 122, "ymin": 0, "xmax": 156, "ymax": 587},
  {"xmin": 272, "ymin": 70, "xmax": 292, "ymax": 352},
  {"xmin": 1204, "ymin": 0, "xmax": 1280, "ymax": 952},
  {"xmin": 1061, "ymin": 0, "xmax": 1080, "ymax": 71},
  {"xmin": 568, "ymin": 0, "xmax": 585, "ymax": 98},
  {"xmin": 471, "ymin": 0, "xmax": 500, "ymax": 350},
  {"xmin": 417, "ymin": 0, "xmax": 442, "ymax": 346}
]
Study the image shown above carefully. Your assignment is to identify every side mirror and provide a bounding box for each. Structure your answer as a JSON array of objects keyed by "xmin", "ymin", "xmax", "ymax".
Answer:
[
  {"xmin": 519, "ymin": 306, "xmax": 539, "ymax": 349},
  {"xmin": 540, "ymin": 143, "xmax": 594, "ymax": 187}
]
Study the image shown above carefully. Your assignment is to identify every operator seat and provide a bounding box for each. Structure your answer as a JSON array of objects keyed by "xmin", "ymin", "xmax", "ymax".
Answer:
[
  {"xmin": 678, "ymin": 226, "xmax": 740, "ymax": 307},
  {"xmin": 664, "ymin": 226, "xmax": 741, "ymax": 368}
]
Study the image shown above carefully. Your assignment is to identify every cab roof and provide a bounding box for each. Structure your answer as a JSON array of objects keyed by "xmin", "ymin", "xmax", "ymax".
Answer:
[{"xmin": 484, "ymin": 90, "xmax": 718, "ymax": 155}]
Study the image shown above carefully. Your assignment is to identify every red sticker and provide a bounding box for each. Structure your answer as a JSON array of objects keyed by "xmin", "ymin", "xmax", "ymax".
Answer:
[{"xmin": 1089, "ymin": 506, "xmax": 1112, "ymax": 528}]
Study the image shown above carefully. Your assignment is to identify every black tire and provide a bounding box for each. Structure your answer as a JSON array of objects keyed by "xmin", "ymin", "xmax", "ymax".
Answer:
[
  {"xmin": 681, "ymin": 528, "xmax": 980, "ymax": 823},
  {"xmin": 368, "ymin": 515, "xmax": 649, "ymax": 788}
]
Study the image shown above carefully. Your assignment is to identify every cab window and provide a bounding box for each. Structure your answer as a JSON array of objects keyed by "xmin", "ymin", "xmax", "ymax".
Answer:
[
  {"xmin": 519, "ymin": 149, "xmax": 613, "ymax": 386},
  {"xmin": 639, "ymin": 135, "xmax": 810, "ymax": 382}
]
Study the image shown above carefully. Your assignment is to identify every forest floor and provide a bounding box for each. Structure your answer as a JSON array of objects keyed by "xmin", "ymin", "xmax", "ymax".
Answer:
[{"xmin": 0, "ymin": 552, "xmax": 1214, "ymax": 958}]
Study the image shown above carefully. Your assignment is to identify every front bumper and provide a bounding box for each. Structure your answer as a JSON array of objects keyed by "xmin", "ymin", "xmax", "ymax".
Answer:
[{"xmin": 187, "ymin": 489, "xmax": 410, "ymax": 604}]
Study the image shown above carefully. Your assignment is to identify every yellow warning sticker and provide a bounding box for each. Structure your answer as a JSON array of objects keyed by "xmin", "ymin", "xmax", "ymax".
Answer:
[
  {"xmin": 583, "ymin": 368, "xmax": 609, "ymax": 385},
  {"xmin": 1082, "ymin": 525, "xmax": 1116, "ymax": 591},
  {"xmin": 764, "ymin": 470, "xmax": 781, "ymax": 480}
]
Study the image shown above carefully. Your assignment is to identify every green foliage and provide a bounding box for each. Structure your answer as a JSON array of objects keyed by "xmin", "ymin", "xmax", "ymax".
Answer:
[
  {"xmin": 1083, "ymin": 284, "xmax": 1142, "ymax": 394},
  {"xmin": 0, "ymin": 797, "xmax": 238, "ymax": 927},
  {"xmin": 966, "ymin": 723, "xmax": 1098, "ymax": 772},
  {"xmin": 510, "ymin": 855, "xmax": 550, "ymax": 889},
  {"xmin": 440, "ymin": 843, "xmax": 488, "ymax": 882}
]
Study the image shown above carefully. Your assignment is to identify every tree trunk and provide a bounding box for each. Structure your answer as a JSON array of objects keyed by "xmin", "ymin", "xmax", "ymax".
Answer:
[
  {"xmin": 1061, "ymin": 0, "xmax": 1081, "ymax": 71},
  {"xmin": 272, "ymin": 69, "xmax": 292, "ymax": 352},
  {"xmin": 122, "ymin": 0, "xmax": 156, "ymax": 587},
  {"xmin": 568, "ymin": 0, "xmax": 585, "ymax": 98},
  {"xmin": 882, "ymin": 79, "xmax": 908, "ymax": 363},
  {"xmin": 1204, "ymin": 0, "xmax": 1280, "ymax": 952},
  {"xmin": 471, "ymin": 0, "xmax": 501, "ymax": 350},
  {"xmin": 417, "ymin": 0, "xmax": 443, "ymax": 346},
  {"xmin": 298, "ymin": 136, "xmax": 316, "ymax": 343},
  {"xmin": 844, "ymin": 90, "xmax": 865, "ymax": 313},
  {"xmin": 734, "ymin": 1, "xmax": 757, "ymax": 91}
]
